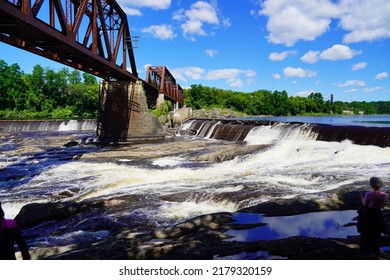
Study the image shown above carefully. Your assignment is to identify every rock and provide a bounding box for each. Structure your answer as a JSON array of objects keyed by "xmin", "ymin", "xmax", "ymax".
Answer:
[
  {"xmin": 63, "ymin": 141, "xmax": 79, "ymax": 147},
  {"xmin": 15, "ymin": 202, "xmax": 86, "ymax": 229}
]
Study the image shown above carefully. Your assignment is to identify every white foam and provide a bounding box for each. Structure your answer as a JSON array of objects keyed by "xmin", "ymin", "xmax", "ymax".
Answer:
[
  {"xmin": 156, "ymin": 200, "xmax": 238, "ymax": 221},
  {"xmin": 152, "ymin": 157, "xmax": 185, "ymax": 167},
  {"xmin": 58, "ymin": 120, "xmax": 96, "ymax": 131}
]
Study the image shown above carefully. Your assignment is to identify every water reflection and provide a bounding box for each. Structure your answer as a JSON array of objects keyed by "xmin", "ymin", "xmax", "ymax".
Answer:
[{"xmin": 226, "ymin": 210, "xmax": 358, "ymax": 242}]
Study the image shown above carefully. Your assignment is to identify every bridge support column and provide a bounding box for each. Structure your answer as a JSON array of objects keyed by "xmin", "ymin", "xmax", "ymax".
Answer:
[
  {"xmin": 156, "ymin": 93, "xmax": 165, "ymax": 108},
  {"xmin": 97, "ymin": 80, "xmax": 164, "ymax": 143}
]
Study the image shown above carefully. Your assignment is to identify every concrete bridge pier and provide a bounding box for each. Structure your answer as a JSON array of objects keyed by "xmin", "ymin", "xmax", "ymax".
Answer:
[
  {"xmin": 156, "ymin": 93, "xmax": 180, "ymax": 111},
  {"xmin": 97, "ymin": 80, "xmax": 165, "ymax": 143}
]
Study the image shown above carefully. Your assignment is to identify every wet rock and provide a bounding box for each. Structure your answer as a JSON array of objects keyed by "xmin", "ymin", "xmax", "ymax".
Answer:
[{"xmin": 63, "ymin": 141, "xmax": 79, "ymax": 147}]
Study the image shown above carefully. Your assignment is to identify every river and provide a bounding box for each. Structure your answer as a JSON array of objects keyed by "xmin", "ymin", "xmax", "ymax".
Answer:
[{"xmin": 0, "ymin": 116, "xmax": 390, "ymax": 252}]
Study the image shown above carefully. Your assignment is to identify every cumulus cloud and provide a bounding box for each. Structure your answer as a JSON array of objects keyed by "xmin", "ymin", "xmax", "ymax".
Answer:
[
  {"xmin": 300, "ymin": 51, "xmax": 320, "ymax": 64},
  {"xmin": 339, "ymin": 0, "xmax": 390, "ymax": 43},
  {"xmin": 204, "ymin": 49, "xmax": 218, "ymax": 57},
  {"xmin": 301, "ymin": 45, "xmax": 362, "ymax": 64},
  {"xmin": 171, "ymin": 67, "xmax": 205, "ymax": 82},
  {"xmin": 171, "ymin": 67, "xmax": 256, "ymax": 87},
  {"xmin": 319, "ymin": 44, "xmax": 362, "ymax": 60},
  {"xmin": 173, "ymin": 1, "xmax": 229, "ymax": 40},
  {"xmin": 352, "ymin": 62, "xmax": 367, "ymax": 71},
  {"xmin": 283, "ymin": 66, "xmax": 317, "ymax": 78},
  {"xmin": 344, "ymin": 88, "xmax": 359, "ymax": 93},
  {"xmin": 121, "ymin": 0, "xmax": 171, "ymax": 10},
  {"xmin": 335, "ymin": 80, "xmax": 366, "ymax": 87},
  {"xmin": 259, "ymin": 0, "xmax": 340, "ymax": 46},
  {"xmin": 363, "ymin": 86, "xmax": 385, "ymax": 93},
  {"xmin": 374, "ymin": 72, "xmax": 389, "ymax": 80},
  {"xmin": 117, "ymin": 0, "xmax": 171, "ymax": 15},
  {"xmin": 293, "ymin": 90, "xmax": 314, "ymax": 97},
  {"xmin": 141, "ymin": 25, "xmax": 177, "ymax": 40},
  {"xmin": 268, "ymin": 50, "xmax": 296, "ymax": 61},
  {"xmin": 123, "ymin": 8, "xmax": 143, "ymax": 16},
  {"xmin": 272, "ymin": 73, "xmax": 281, "ymax": 79},
  {"xmin": 258, "ymin": 0, "xmax": 390, "ymax": 45}
]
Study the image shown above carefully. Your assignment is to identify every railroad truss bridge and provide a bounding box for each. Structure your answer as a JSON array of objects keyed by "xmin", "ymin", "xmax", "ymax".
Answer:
[{"xmin": 0, "ymin": 0, "xmax": 184, "ymax": 142}]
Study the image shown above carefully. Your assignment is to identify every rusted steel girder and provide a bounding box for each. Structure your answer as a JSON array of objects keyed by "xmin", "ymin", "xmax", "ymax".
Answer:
[
  {"xmin": 145, "ymin": 65, "xmax": 184, "ymax": 107},
  {"xmin": 0, "ymin": 0, "xmax": 138, "ymax": 81}
]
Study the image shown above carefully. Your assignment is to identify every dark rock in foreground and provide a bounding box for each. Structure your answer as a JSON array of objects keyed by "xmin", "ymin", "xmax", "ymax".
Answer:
[{"xmin": 17, "ymin": 189, "xmax": 390, "ymax": 260}]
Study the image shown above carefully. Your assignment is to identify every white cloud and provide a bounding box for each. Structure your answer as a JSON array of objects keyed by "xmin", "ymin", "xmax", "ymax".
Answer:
[
  {"xmin": 206, "ymin": 68, "xmax": 241, "ymax": 80},
  {"xmin": 272, "ymin": 73, "xmax": 281, "ymax": 79},
  {"xmin": 300, "ymin": 51, "xmax": 320, "ymax": 64},
  {"xmin": 171, "ymin": 67, "xmax": 256, "ymax": 87},
  {"xmin": 339, "ymin": 0, "xmax": 390, "ymax": 43},
  {"xmin": 352, "ymin": 62, "xmax": 367, "ymax": 71},
  {"xmin": 141, "ymin": 25, "xmax": 177, "ymax": 40},
  {"xmin": 117, "ymin": 0, "xmax": 171, "ymax": 15},
  {"xmin": 293, "ymin": 90, "xmax": 314, "ymax": 97},
  {"xmin": 335, "ymin": 80, "xmax": 366, "ymax": 87},
  {"xmin": 259, "ymin": 0, "xmax": 340, "ymax": 46},
  {"xmin": 123, "ymin": 8, "xmax": 143, "ymax": 16},
  {"xmin": 171, "ymin": 67, "xmax": 205, "ymax": 82},
  {"xmin": 204, "ymin": 49, "xmax": 218, "ymax": 57},
  {"xmin": 269, "ymin": 50, "xmax": 296, "ymax": 61},
  {"xmin": 319, "ymin": 44, "xmax": 362, "ymax": 61},
  {"xmin": 363, "ymin": 86, "xmax": 385, "ymax": 93},
  {"xmin": 344, "ymin": 88, "xmax": 359, "ymax": 93},
  {"xmin": 301, "ymin": 45, "xmax": 361, "ymax": 64},
  {"xmin": 374, "ymin": 72, "xmax": 389, "ymax": 80},
  {"xmin": 258, "ymin": 0, "xmax": 390, "ymax": 45},
  {"xmin": 283, "ymin": 66, "xmax": 317, "ymax": 78},
  {"xmin": 121, "ymin": 0, "xmax": 171, "ymax": 10},
  {"xmin": 173, "ymin": 1, "xmax": 228, "ymax": 40}
]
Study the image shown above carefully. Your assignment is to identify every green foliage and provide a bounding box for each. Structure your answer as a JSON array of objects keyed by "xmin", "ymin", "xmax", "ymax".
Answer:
[
  {"xmin": 150, "ymin": 100, "xmax": 172, "ymax": 118},
  {"xmin": 184, "ymin": 84, "xmax": 390, "ymax": 116},
  {"xmin": 1, "ymin": 59, "xmax": 389, "ymax": 120},
  {"xmin": 0, "ymin": 60, "xmax": 99, "ymax": 119}
]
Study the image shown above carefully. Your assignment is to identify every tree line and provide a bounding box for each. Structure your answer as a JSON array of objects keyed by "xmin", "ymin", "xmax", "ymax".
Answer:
[
  {"xmin": 184, "ymin": 84, "xmax": 390, "ymax": 116},
  {"xmin": 1, "ymin": 60, "xmax": 389, "ymax": 120},
  {"xmin": 0, "ymin": 60, "xmax": 99, "ymax": 119}
]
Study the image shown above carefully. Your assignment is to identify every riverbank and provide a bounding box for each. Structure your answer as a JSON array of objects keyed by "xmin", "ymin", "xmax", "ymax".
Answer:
[{"xmin": 8, "ymin": 131, "xmax": 390, "ymax": 260}]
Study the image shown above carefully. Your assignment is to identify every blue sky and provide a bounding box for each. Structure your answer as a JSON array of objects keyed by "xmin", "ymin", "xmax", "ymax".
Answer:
[{"xmin": 1, "ymin": 0, "xmax": 389, "ymax": 102}]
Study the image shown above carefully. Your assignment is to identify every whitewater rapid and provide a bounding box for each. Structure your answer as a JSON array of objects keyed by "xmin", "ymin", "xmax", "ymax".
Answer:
[{"xmin": 1, "ymin": 120, "xmax": 389, "ymax": 228}]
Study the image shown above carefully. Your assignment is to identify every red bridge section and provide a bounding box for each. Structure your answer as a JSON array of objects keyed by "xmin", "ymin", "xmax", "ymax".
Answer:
[{"xmin": 0, "ymin": 0, "xmax": 183, "ymax": 107}]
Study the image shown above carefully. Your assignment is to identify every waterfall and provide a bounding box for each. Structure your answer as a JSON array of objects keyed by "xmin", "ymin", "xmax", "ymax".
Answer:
[
  {"xmin": 0, "ymin": 120, "xmax": 97, "ymax": 133},
  {"xmin": 182, "ymin": 119, "xmax": 390, "ymax": 147}
]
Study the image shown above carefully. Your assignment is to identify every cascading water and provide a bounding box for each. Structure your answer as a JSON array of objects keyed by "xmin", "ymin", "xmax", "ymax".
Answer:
[
  {"xmin": 1, "ymin": 116, "xmax": 390, "ymax": 252},
  {"xmin": 0, "ymin": 120, "xmax": 96, "ymax": 133},
  {"xmin": 184, "ymin": 118, "xmax": 390, "ymax": 147}
]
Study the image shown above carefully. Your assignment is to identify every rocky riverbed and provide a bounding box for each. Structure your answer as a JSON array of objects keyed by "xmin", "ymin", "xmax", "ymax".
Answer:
[{"xmin": 8, "ymin": 129, "xmax": 390, "ymax": 260}]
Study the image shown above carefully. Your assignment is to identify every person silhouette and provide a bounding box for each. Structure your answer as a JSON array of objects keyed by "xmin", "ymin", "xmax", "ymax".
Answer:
[
  {"xmin": 0, "ymin": 202, "xmax": 31, "ymax": 260},
  {"xmin": 358, "ymin": 177, "xmax": 388, "ymax": 259}
]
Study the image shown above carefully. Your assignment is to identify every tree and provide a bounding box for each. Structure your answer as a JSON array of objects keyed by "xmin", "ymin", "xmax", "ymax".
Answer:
[
  {"xmin": 83, "ymin": 72, "xmax": 97, "ymax": 85},
  {"xmin": 24, "ymin": 64, "xmax": 45, "ymax": 111},
  {"xmin": 307, "ymin": 92, "xmax": 325, "ymax": 113},
  {"xmin": 68, "ymin": 69, "xmax": 82, "ymax": 84},
  {"xmin": 0, "ymin": 60, "xmax": 28, "ymax": 110},
  {"xmin": 272, "ymin": 90, "xmax": 289, "ymax": 116}
]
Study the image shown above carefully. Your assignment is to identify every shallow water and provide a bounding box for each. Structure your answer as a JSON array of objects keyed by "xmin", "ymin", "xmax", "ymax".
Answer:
[{"xmin": 225, "ymin": 210, "xmax": 358, "ymax": 242}]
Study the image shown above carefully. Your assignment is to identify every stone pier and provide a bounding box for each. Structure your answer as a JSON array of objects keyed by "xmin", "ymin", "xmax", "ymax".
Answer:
[{"xmin": 97, "ymin": 80, "xmax": 164, "ymax": 143}]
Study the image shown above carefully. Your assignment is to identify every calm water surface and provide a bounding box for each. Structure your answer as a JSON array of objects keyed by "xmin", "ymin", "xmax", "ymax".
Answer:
[{"xmin": 240, "ymin": 115, "xmax": 390, "ymax": 127}]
